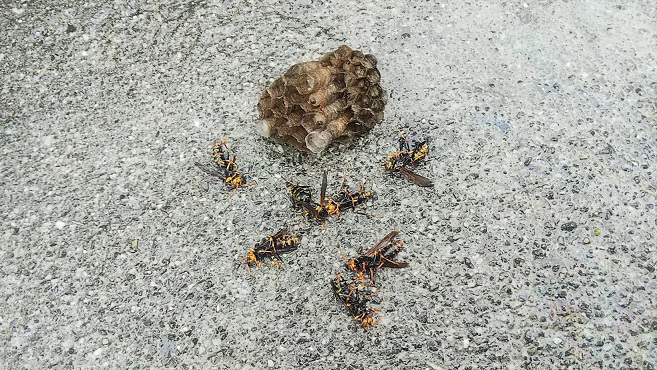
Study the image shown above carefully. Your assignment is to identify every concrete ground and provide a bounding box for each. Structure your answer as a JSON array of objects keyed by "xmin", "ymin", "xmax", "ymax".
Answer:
[{"xmin": 1, "ymin": 0, "xmax": 656, "ymax": 369}]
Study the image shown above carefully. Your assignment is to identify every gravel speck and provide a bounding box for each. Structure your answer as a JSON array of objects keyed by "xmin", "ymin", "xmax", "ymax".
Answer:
[{"xmin": 560, "ymin": 221, "xmax": 578, "ymax": 231}]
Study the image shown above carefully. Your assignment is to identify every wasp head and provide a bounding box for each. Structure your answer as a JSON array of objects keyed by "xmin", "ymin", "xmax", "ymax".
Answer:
[
  {"xmin": 357, "ymin": 312, "xmax": 380, "ymax": 331},
  {"xmin": 325, "ymin": 199, "xmax": 341, "ymax": 216},
  {"xmin": 245, "ymin": 249, "xmax": 258, "ymax": 266}
]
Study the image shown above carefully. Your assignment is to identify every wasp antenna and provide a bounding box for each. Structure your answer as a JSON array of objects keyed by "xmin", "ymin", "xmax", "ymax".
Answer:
[
  {"xmin": 339, "ymin": 249, "xmax": 349, "ymax": 263},
  {"xmin": 237, "ymin": 255, "xmax": 254, "ymax": 276},
  {"xmin": 395, "ymin": 126, "xmax": 408, "ymax": 141},
  {"xmin": 354, "ymin": 210, "xmax": 378, "ymax": 219}
]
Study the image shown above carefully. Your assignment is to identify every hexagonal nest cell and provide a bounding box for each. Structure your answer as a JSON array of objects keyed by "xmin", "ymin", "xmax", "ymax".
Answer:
[{"xmin": 256, "ymin": 45, "xmax": 387, "ymax": 153}]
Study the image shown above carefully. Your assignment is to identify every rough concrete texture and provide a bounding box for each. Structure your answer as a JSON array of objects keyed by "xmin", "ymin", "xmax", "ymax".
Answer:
[{"xmin": 1, "ymin": 0, "xmax": 656, "ymax": 369}]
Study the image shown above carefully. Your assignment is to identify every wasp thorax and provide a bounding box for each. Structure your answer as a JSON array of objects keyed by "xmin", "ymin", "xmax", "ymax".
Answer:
[{"xmin": 257, "ymin": 45, "xmax": 387, "ymax": 153}]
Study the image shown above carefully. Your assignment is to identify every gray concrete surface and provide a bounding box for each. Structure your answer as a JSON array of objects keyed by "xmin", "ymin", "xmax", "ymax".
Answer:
[{"xmin": 1, "ymin": 0, "xmax": 656, "ymax": 369}]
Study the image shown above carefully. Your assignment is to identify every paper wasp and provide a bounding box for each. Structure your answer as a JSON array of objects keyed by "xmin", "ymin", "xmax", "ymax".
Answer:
[
  {"xmin": 331, "ymin": 231, "xmax": 410, "ymax": 330},
  {"xmin": 384, "ymin": 129, "xmax": 433, "ymax": 187},
  {"xmin": 318, "ymin": 171, "xmax": 377, "ymax": 218},
  {"xmin": 240, "ymin": 228, "xmax": 300, "ymax": 274},
  {"xmin": 288, "ymin": 171, "xmax": 374, "ymax": 222},
  {"xmin": 195, "ymin": 139, "xmax": 255, "ymax": 191},
  {"xmin": 331, "ymin": 274, "xmax": 380, "ymax": 331},
  {"xmin": 332, "ymin": 167, "xmax": 376, "ymax": 213},
  {"xmin": 344, "ymin": 230, "xmax": 409, "ymax": 285}
]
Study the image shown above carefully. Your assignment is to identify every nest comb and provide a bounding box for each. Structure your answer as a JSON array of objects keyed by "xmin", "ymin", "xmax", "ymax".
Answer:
[{"xmin": 256, "ymin": 45, "xmax": 387, "ymax": 153}]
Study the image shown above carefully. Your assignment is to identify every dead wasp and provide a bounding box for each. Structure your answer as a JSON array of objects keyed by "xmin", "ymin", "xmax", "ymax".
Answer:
[
  {"xmin": 313, "ymin": 171, "xmax": 374, "ymax": 219},
  {"xmin": 384, "ymin": 129, "xmax": 433, "ymax": 187},
  {"xmin": 196, "ymin": 139, "xmax": 255, "ymax": 191},
  {"xmin": 240, "ymin": 228, "xmax": 300, "ymax": 274},
  {"xmin": 334, "ymin": 182, "xmax": 375, "ymax": 212},
  {"xmin": 331, "ymin": 274, "xmax": 380, "ymax": 331},
  {"xmin": 344, "ymin": 230, "xmax": 409, "ymax": 285}
]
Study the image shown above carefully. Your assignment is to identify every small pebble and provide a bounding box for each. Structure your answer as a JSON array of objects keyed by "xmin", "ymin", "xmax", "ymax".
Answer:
[
  {"xmin": 268, "ymin": 359, "xmax": 275, "ymax": 367},
  {"xmin": 561, "ymin": 221, "xmax": 577, "ymax": 231},
  {"xmin": 553, "ymin": 337, "xmax": 563, "ymax": 344}
]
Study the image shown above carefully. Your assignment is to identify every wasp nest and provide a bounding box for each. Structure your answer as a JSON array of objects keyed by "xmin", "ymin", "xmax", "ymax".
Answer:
[{"xmin": 256, "ymin": 45, "xmax": 387, "ymax": 153}]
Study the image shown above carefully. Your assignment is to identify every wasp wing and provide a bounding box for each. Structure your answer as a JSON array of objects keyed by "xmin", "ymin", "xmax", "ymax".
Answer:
[
  {"xmin": 298, "ymin": 201, "xmax": 326, "ymax": 222},
  {"xmin": 319, "ymin": 170, "xmax": 328, "ymax": 206},
  {"xmin": 270, "ymin": 227, "xmax": 289, "ymax": 240},
  {"xmin": 400, "ymin": 167, "xmax": 433, "ymax": 187},
  {"xmin": 379, "ymin": 260, "xmax": 409, "ymax": 269},
  {"xmin": 195, "ymin": 162, "xmax": 226, "ymax": 179},
  {"xmin": 360, "ymin": 230, "xmax": 400, "ymax": 257}
]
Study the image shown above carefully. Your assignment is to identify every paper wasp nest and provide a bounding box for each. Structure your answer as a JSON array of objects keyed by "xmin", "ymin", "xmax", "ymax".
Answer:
[{"xmin": 256, "ymin": 45, "xmax": 387, "ymax": 153}]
